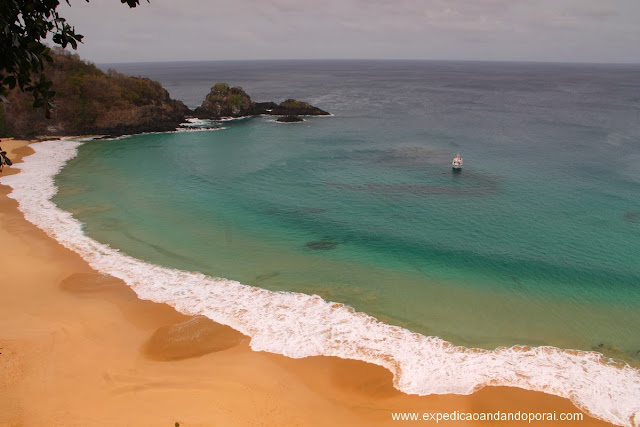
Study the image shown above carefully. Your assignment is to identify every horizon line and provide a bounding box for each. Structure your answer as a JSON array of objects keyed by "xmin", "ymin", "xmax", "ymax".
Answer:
[{"xmin": 95, "ymin": 58, "xmax": 640, "ymax": 67}]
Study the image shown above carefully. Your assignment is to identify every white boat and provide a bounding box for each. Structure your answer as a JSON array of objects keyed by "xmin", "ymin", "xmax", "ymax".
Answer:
[{"xmin": 452, "ymin": 154, "xmax": 463, "ymax": 170}]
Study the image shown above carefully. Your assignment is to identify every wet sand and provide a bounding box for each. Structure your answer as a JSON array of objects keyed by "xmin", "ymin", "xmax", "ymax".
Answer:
[{"xmin": 0, "ymin": 138, "xmax": 612, "ymax": 426}]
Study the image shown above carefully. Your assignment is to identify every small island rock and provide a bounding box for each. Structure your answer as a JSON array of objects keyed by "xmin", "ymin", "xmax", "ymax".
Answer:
[
  {"xmin": 193, "ymin": 83, "xmax": 253, "ymax": 119},
  {"xmin": 266, "ymin": 99, "xmax": 329, "ymax": 116},
  {"xmin": 276, "ymin": 115, "xmax": 304, "ymax": 123},
  {"xmin": 194, "ymin": 82, "xmax": 330, "ymax": 120}
]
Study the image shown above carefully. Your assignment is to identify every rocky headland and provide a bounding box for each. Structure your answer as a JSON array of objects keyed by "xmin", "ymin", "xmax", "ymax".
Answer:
[
  {"xmin": 0, "ymin": 52, "xmax": 329, "ymax": 139},
  {"xmin": 0, "ymin": 49, "xmax": 191, "ymax": 138}
]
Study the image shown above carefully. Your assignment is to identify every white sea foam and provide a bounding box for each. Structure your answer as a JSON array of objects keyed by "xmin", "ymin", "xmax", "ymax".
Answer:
[
  {"xmin": 88, "ymin": 126, "xmax": 226, "ymax": 142},
  {"xmin": 174, "ymin": 126, "xmax": 226, "ymax": 133},
  {"xmin": 2, "ymin": 139, "xmax": 639, "ymax": 427},
  {"xmin": 182, "ymin": 117, "xmax": 211, "ymax": 126},
  {"xmin": 180, "ymin": 118, "xmax": 222, "ymax": 129},
  {"xmin": 217, "ymin": 116, "xmax": 252, "ymax": 122}
]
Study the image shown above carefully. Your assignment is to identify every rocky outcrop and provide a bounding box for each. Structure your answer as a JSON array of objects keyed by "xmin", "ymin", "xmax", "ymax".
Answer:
[
  {"xmin": 193, "ymin": 83, "xmax": 253, "ymax": 119},
  {"xmin": 1, "ymin": 66, "xmax": 330, "ymax": 139},
  {"xmin": 264, "ymin": 99, "xmax": 329, "ymax": 116},
  {"xmin": 87, "ymin": 87, "xmax": 191, "ymax": 137},
  {"xmin": 1, "ymin": 50, "xmax": 191, "ymax": 138},
  {"xmin": 276, "ymin": 115, "xmax": 303, "ymax": 123},
  {"xmin": 194, "ymin": 82, "xmax": 329, "ymax": 120}
]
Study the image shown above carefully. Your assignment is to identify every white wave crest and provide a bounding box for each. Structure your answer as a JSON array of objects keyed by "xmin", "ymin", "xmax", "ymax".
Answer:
[{"xmin": 2, "ymin": 139, "xmax": 639, "ymax": 427}]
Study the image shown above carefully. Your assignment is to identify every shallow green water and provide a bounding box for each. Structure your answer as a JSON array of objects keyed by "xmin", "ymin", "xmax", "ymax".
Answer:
[{"xmin": 54, "ymin": 61, "xmax": 640, "ymax": 360}]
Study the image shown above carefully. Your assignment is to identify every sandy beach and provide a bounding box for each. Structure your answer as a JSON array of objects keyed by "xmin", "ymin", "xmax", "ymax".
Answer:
[{"xmin": 0, "ymin": 138, "xmax": 613, "ymax": 426}]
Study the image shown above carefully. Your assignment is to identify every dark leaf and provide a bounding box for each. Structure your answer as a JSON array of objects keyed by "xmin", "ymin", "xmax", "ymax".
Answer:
[{"xmin": 3, "ymin": 76, "xmax": 17, "ymax": 89}]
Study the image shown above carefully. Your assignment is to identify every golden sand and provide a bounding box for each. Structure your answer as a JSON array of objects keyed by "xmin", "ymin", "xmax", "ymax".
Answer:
[{"xmin": 0, "ymin": 138, "xmax": 612, "ymax": 426}]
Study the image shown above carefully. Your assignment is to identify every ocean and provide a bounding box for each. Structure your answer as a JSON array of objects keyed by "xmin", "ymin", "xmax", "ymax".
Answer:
[{"xmin": 3, "ymin": 60, "xmax": 640, "ymax": 425}]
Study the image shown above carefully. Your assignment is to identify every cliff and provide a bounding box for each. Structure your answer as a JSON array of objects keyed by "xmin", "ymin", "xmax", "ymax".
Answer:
[
  {"xmin": 0, "ymin": 49, "xmax": 190, "ymax": 138},
  {"xmin": 0, "ymin": 55, "xmax": 331, "ymax": 138}
]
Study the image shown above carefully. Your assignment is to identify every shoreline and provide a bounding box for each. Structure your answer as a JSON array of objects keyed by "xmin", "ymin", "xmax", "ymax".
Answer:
[{"xmin": 0, "ymin": 138, "xmax": 619, "ymax": 426}]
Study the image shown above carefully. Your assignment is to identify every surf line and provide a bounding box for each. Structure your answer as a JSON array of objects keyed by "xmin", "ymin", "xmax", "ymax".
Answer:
[{"xmin": 2, "ymin": 139, "xmax": 639, "ymax": 427}]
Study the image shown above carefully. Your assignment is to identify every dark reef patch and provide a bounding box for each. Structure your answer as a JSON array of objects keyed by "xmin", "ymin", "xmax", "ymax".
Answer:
[
  {"xmin": 372, "ymin": 147, "xmax": 453, "ymax": 167},
  {"xmin": 623, "ymin": 210, "xmax": 640, "ymax": 223},
  {"xmin": 267, "ymin": 207, "xmax": 327, "ymax": 215},
  {"xmin": 306, "ymin": 237, "xmax": 338, "ymax": 250},
  {"xmin": 326, "ymin": 182, "xmax": 498, "ymax": 196}
]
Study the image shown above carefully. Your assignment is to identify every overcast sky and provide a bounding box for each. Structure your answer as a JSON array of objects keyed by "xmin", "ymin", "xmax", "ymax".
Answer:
[{"xmin": 61, "ymin": 0, "xmax": 640, "ymax": 64}]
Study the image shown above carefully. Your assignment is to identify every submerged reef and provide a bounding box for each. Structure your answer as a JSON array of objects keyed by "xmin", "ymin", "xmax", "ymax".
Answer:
[{"xmin": 306, "ymin": 237, "xmax": 338, "ymax": 250}]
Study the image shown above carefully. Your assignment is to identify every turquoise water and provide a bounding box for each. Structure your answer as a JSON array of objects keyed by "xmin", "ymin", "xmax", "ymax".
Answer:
[{"xmin": 54, "ymin": 61, "xmax": 640, "ymax": 359}]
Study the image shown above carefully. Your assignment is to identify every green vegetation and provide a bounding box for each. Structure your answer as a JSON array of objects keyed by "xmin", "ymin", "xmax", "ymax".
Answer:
[
  {"xmin": 281, "ymin": 99, "xmax": 310, "ymax": 109},
  {"xmin": 1, "ymin": 49, "xmax": 189, "ymax": 137},
  {"xmin": 212, "ymin": 82, "xmax": 230, "ymax": 94},
  {"xmin": 0, "ymin": 0, "xmax": 144, "ymax": 117},
  {"xmin": 230, "ymin": 94, "xmax": 244, "ymax": 109}
]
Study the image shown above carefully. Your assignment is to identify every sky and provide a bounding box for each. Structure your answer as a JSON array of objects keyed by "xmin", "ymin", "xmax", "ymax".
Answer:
[{"xmin": 61, "ymin": 0, "xmax": 640, "ymax": 64}]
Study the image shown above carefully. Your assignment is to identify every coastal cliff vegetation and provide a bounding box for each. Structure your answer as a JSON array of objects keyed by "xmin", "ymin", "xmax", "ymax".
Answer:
[
  {"xmin": 1, "ymin": 0, "xmax": 142, "ymax": 117},
  {"xmin": 0, "ymin": 49, "xmax": 189, "ymax": 138},
  {"xmin": 0, "ymin": 49, "xmax": 330, "ymax": 138}
]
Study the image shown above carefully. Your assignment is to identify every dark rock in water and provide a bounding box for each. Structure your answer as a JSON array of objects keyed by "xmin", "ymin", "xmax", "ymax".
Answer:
[
  {"xmin": 277, "ymin": 115, "xmax": 303, "ymax": 123},
  {"xmin": 194, "ymin": 83, "xmax": 330, "ymax": 119},
  {"xmin": 193, "ymin": 83, "xmax": 254, "ymax": 119},
  {"xmin": 254, "ymin": 101, "xmax": 278, "ymax": 112},
  {"xmin": 306, "ymin": 237, "xmax": 338, "ymax": 250},
  {"xmin": 264, "ymin": 99, "xmax": 329, "ymax": 116}
]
